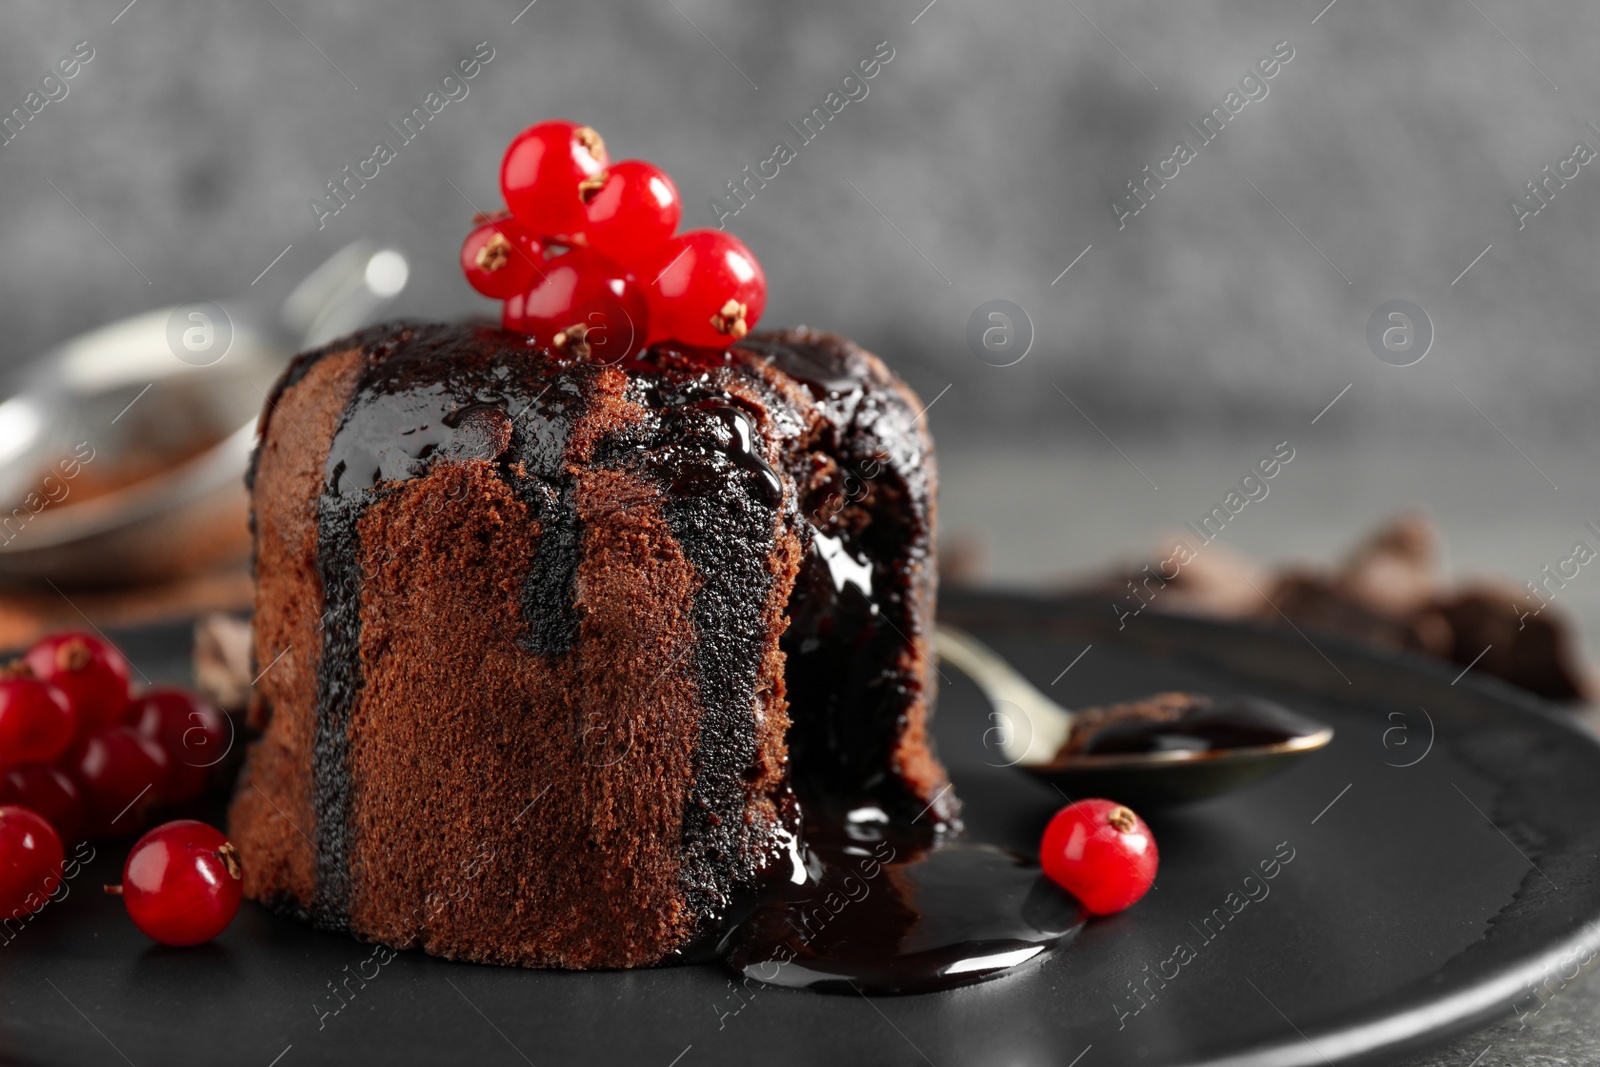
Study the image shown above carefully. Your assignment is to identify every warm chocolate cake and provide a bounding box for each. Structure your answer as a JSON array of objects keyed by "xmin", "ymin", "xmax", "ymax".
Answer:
[{"xmin": 228, "ymin": 322, "xmax": 955, "ymax": 968}]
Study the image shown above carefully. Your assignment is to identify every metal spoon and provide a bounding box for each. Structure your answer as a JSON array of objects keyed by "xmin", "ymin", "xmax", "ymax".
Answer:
[
  {"xmin": 936, "ymin": 625, "xmax": 1334, "ymax": 805},
  {"xmin": 0, "ymin": 243, "xmax": 408, "ymax": 586}
]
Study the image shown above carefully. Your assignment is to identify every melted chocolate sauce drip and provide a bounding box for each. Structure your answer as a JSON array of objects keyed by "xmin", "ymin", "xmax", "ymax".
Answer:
[
  {"xmin": 693, "ymin": 401, "xmax": 783, "ymax": 506},
  {"xmin": 754, "ymin": 334, "xmax": 942, "ymax": 825},
  {"xmin": 320, "ymin": 328, "xmax": 588, "ymax": 655},
  {"xmin": 308, "ymin": 325, "xmax": 591, "ymax": 920},
  {"xmin": 309, "ymin": 493, "xmax": 363, "ymax": 930},
  {"xmin": 739, "ymin": 334, "xmax": 866, "ymax": 399},
  {"xmin": 594, "ymin": 349, "xmax": 799, "ymax": 922},
  {"xmin": 505, "ymin": 377, "xmax": 588, "ymax": 658},
  {"xmin": 718, "ymin": 335, "xmax": 1027, "ymax": 991},
  {"xmin": 723, "ymin": 822, "xmax": 1085, "ymax": 995},
  {"xmin": 783, "ymin": 536, "xmax": 903, "ymax": 809}
]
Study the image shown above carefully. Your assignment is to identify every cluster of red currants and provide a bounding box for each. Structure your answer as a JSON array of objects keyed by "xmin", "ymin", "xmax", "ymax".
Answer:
[
  {"xmin": 0, "ymin": 632, "xmax": 228, "ymax": 842},
  {"xmin": 461, "ymin": 119, "xmax": 767, "ymax": 362},
  {"xmin": 0, "ymin": 631, "xmax": 242, "ymax": 945}
]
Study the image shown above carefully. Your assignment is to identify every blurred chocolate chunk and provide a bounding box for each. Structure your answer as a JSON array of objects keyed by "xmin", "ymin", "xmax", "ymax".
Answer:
[
  {"xmin": 193, "ymin": 612, "xmax": 253, "ymax": 714},
  {"xmin": 1077, "ymin": 513, "xmax": 1594, "ymax": 705},
  {"xmin": 1435, "ymin": 583, "xmax": 1589, "ymax": 702},
  {"xmin": 1269, "ymin": 569, "xmax": 1439, "ymax": 654}
]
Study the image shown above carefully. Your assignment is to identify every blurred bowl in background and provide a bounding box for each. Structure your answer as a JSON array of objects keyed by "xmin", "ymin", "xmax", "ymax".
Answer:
[{"xmin": 0, "ymin": 243, "xmax": 408, "ymax": 587}]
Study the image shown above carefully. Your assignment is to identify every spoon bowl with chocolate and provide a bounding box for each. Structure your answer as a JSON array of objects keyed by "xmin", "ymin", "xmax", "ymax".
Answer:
[{"xmin": 936, "ymin": 626, "xmax": 1334, "ymax": 804}]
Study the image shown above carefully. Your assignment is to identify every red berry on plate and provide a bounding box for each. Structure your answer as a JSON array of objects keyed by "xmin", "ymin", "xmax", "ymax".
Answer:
[
  {"xmin": 115, "ymin": 820, "xmax": 242, "ymax": 946},
  {"xmin": 646, "ymin": 230, "xmax": 766, "ymax": 348},
  {"xmin": 26, "ymin": 632, "xmax": 132, "ymax": 735},
  {"xmin": 128, "ymin": 688, "xmax": 230, "ymax": 805},
  {"xmin": 503, "ymin": 247, "xmax": 650, "ymax": 364},
  {"xmin": 0, "ymin": 805, "xmax": 63, "ymax": 920},
  {"xmin": 65, "ymin": 727, "xmax": 168, "ymax": 837},
  {"xmin": 1040, "ymin": 798, "xmax": 1158, "ymax": 915},
  {"xmin": 582, "ymin": 160, "xmax": 681, "ymax": 266},
  {"xmin": 0, "ymin": 766, "xmax": 85, "ymax": 845},
  {"xmin": 501, "ymin": 120, "xmax": 608, "ymax": 238},
  {"xmin": 460, "ymin": 214, "xmax": 545, "ymax": 300},
  {"xmin": 0, "ymin": 677, "xmax": 76, "ymax": 768}
]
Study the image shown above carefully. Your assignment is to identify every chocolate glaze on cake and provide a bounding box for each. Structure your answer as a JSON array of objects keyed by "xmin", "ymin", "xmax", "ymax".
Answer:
[{"xmin": 230, "ymin": 323, "xmax": 956, "ymax": 969}]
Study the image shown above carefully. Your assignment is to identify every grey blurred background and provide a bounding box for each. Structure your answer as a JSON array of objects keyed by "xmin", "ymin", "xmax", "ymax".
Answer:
[{"xmin": 1, "ymin": 0, "xmax": 1596, "ymax": 594}]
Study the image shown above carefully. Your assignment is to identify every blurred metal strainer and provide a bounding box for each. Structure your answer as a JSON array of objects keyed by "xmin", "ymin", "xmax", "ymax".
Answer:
[{"xmin": 0, "ymin": 243, "xmax": 408, "ymax": 587}]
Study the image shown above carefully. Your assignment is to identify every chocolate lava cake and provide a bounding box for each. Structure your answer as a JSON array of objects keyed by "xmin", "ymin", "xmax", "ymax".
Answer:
[{"xmin": 228, "ymin": 322, "xmax": 955, "ymax": 968}]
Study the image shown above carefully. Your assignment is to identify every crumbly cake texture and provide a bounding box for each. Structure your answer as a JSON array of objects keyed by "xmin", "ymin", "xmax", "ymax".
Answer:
[{"xmin": 228, "ymin": 322, "xmax": 954, "ymax": 968}]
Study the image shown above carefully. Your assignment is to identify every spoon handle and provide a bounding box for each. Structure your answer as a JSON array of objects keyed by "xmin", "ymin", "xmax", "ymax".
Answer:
[
  {"xmin": 935, "ymin": 626, "xmax": 1075, "ymax": 766},
  {"xmin": 281, "ymin": 242, "xmax": 410, "ymax": 348}
]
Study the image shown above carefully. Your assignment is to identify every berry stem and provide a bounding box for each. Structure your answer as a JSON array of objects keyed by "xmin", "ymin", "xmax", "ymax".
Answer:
[
  {"xmin": 57, "ymin": 639, "xmax": 93, "ymax": 673},
  {"xmin": 217, "ymin": 842, "xmax": 242, "ymax": 880}
]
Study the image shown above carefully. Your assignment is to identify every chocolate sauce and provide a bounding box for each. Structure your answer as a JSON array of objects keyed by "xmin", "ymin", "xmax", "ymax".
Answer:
[
  {"xmin": 1078, "ymin": 696, "xmax": 1326, "ymax": 757},
  {"xmin": 709, "ymin": 333, "xmax": 948, "ymax": 825},
  {"xmin": 692, "ymin": 401, "xmax": 783, "ymax": 506},
  {"xmin": 737, "ymin": 333, "xmax": 866, "ymax": 398},
  {"xmin": 810, "ymin": 530, "xmax": 874, "ymax": 598},
  {"xmin": 780, "ymin": 478, "xmax": 935, "ymax": 823},
  {"xmin": 593, "ymin": 351, "xmax": 805, "ymax": 922},
  {"xmin": 723, "ymin": 822, "xmax": 1085, "ymax": 995},
  {"xmin": 309, "ymin": 492, "xmax": 361, "ymax": 930},
  {"xmin": 307, "ymin": 325, "xmax": 596, "ymax": 921}
]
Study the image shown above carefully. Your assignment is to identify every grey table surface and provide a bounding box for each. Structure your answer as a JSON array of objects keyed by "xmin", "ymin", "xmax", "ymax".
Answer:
[
  {"xmin": 1401, "ymin": 970, "xmax": 1600, "ymax": 1067},
  {"xmin": 938, "ymin": 434, "xmax": 1600, "ymax": 1065}
]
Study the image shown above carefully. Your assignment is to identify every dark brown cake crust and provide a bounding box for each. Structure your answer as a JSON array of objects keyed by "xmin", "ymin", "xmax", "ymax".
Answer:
[{"xmin": 230, "ymin": 323, "xmax": 952, "ymax": 968}]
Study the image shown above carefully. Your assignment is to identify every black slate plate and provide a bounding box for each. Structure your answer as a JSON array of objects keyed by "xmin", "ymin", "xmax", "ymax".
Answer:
[{"xmin": 5, "ymin": 591, "xmax": 1600, "ymax": 1067}]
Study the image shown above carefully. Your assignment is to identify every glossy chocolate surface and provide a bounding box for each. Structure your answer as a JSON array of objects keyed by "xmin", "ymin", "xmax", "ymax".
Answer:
[{"xmin": 1078, "ymin": 696, "xmax": 1329, "ymax": 757}]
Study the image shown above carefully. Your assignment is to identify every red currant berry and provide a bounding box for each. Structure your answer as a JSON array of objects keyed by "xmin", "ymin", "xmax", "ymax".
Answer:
[
  {"xmin": 0, "ymin": 805, "xmax": 63, "ymax": 920},
  {"xmin": 26, "ymin": 632, "xmax": 131, "ymax": 735},
  {"xmin": 0, "ymin": 677, "xmax": 76, "ymax": 768},
  {"xmin": 503, "ymin": 247, "xmax": 650, "ymax": 365},
  {"xmin": 501, "ymin": 120, "xmax": 608, "ymax": 238},
  {"xmin": 460, "ymin": 214, "xmax": 545, "ymax": 301},
  {"xmin": 65, "ymin": 727, "xmax": 168, "ymax": 837},
  {"xmin": 0, "ymin": 766, "xmax": 84, "ymax": 845},
  {"xmin": 582, "ymin": 160, "xmax": 682, "ymax": 266},
  {"xmin": 646, "ymin": 230, "xmax": 766, "ymax": 348},
  {"xmin": 1040, "ymin": 799, "xmax": 1158, "ymax": 915},
  {"xmin": 115, "ymin": 820, "xmax": 242, "ymax": 946},
  {"xmin": 128, "ymin": 688, "xmax": 230, "ymax": 805}
]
